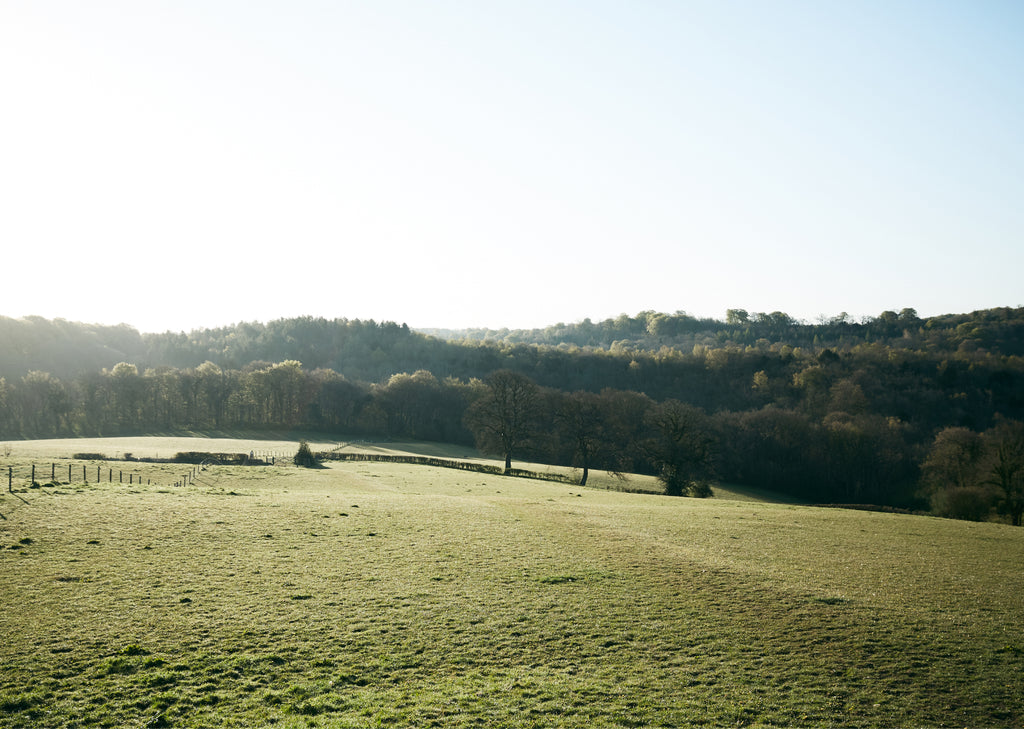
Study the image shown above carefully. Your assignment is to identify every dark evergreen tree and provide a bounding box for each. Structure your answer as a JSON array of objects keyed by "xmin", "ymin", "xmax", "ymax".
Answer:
[{"xmin": 295, "ymin": 440, "xmax": 316, "ymax": 468}]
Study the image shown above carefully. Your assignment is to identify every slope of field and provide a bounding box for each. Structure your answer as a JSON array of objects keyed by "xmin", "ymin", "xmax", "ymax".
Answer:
[
  {"xmin": 1, "ymin": 451, "xmax": 1021, "ymax": 727},
  {"xmin": 3, "ymin": 434, "xmax": 343, "ymax": 461},
  {"xmin": 0, "ymin": 435, "xmax": 764, "ymax": 500}
]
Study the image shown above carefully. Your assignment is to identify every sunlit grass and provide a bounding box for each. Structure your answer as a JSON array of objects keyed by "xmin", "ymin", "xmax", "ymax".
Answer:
[
  {"xmin": 3, "ymin": 435, "xmax": 673, "ymax": 496},
  {"xmin": 4, "ymin": 434, "xmax": 340, "ymax": 461},
  {"xmin": 1, "ymin": 445, "xmax": 1022, "ymax": 727}
]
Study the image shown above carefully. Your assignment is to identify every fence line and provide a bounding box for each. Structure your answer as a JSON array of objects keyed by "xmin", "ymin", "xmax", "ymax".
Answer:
[
  {"xmin": 2, "ymin": 449, "xmax": 574, "ymax": 495},
  {"xmin": 318, "ymin": 452, "xmax": 577, "ymax": 485},
  {"xmin": 4, "ymin": 462, "xmax": 160, "ymax": 490},
  {"xmin": 3, "ymin": 461, "xmax": 232, "ymax": 492},
  {"xmin": 2, "ymin": 449, "xmax": 293, "ymax": 494}
]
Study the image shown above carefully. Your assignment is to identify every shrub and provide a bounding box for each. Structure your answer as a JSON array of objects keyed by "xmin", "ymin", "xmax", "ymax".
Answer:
[
  {"xmin": 295, "ymin": 441, "xmax": 316, "ymax": 468},
  {"xmin": 931, "ymin": 485, "xmax": 993, "ymax": 521}
]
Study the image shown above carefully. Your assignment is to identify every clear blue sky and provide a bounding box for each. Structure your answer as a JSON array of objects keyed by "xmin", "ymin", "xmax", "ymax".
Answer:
[{"xmin": 2, "ymin": 1, "xmax": 1021, "ymax": 333}]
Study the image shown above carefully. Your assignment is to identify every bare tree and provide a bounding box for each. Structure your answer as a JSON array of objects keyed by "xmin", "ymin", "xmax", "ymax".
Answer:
[
  {"xmin": 464, "ymin": 370, "xmax": 540, "ymax": 473},
  {"xmin": 645, "ymin": 399, "xmax": 715, "ymax": 497}
]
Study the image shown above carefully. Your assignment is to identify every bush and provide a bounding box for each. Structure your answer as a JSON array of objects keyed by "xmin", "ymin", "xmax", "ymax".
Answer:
[
  {"xmin": 931, "ymin": 486, "xmax": 993, "ymax": 521},
  {"xmin": 295, "ymin": 441, "xmax": 316, "ymax": 468}
]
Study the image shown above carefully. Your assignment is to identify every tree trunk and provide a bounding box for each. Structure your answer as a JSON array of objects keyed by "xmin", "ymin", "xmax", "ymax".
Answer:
[
  {"xmin": 580, "ymin": 466, "xmax": 589, "ymax": 487},
  {"xmin": 504, "ymin": 452, "xmax": 512, "ymax": 474}
]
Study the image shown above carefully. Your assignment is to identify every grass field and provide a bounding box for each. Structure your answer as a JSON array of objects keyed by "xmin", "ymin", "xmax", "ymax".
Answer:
[{"xmin": 1, "ymin": 438, "xmax": 1022, "ymax": 727}]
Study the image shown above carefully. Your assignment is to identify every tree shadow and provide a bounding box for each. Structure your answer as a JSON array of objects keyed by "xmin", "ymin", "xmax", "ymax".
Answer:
[{"xmin": 297, "ymin": 461, "xmax": 330, "ymax": 470}]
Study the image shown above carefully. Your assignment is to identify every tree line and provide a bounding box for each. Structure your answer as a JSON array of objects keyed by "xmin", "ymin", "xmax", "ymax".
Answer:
[
  {"xmin": 1, "ymin": 310, "xmax": 1023, "ymax": 522},
  {"xmin": 0, "ymin": 363, "xmax": 718, "ymax": 497}
]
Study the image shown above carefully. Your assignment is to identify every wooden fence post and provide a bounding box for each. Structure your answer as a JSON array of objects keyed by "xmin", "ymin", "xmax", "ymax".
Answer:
[
  {"xmin": 51, "ymin": 463, "xmax": 55, "ymax": 482},
  {"xmin": 68, "ymin": 463, "xmax": 72, "ymax": 482},
  {"xmin": 9, "ymin": 466, "xmax": 12, "ymax": 492},
  {"xmin": 32, "ymin": 464, "xmax": 35, "ymax": 485}
]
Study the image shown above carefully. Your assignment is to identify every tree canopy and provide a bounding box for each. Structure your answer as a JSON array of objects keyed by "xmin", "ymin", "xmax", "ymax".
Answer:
[{"xmin": 2, "ymin": 308, "xmax": 1023, "ymax": 519}]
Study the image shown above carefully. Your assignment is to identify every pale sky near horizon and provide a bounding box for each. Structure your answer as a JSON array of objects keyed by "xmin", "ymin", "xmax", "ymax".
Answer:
[{"xmin": 2, "ymin": 1, "xmax": 1022, "ymax": 334}]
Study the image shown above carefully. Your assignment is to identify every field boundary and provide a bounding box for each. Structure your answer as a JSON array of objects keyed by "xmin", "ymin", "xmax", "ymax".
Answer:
[{"xmin": 318, "ymin": 451, "xmax": 578, "ymax": 485}]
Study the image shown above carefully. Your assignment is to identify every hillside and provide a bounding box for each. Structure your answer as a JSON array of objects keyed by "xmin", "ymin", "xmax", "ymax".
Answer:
[
  {"xmin": 5, "ymin": 308, "xmax": 1024, "ymax": 381},
  {"xmin": 1, "ymin": 310, "xmax": 1023, "ymax": 517},
  {"xmin": 1, "ymin": 451, "xmax": 1022, "ymax": 727},
  {"xmin": 424, "ymin": 307, "xmax": 1024, "ymax": 356}
]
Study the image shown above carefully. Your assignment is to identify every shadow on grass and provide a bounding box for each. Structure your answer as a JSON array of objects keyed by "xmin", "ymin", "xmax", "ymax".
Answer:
[{"xmin": 296, "ymin": 462, "xmax": 330, "ymax": 470}]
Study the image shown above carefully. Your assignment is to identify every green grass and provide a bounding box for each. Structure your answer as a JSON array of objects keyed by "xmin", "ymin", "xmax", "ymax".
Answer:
[
  {"xmin": 2, "ymin": 434, "xmax": 767, "ymax": 499},
  {"xmin": 3, "ymin": 433, "xmax": 341, "ymax": 461},
  {"xmin": 1, "ymin": 439, "xmax": 1022, "ymax": 727}
]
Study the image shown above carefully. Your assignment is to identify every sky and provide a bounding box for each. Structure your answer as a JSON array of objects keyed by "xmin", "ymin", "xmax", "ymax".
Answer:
[{"xmin": 1, "ymin": 1, "xmax": 1022, "ymax": 334}]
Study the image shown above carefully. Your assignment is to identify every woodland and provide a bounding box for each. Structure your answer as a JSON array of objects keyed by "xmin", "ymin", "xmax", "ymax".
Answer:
[{"xmin": 1, "ymin": 308, "xmax": 1023, "ymax": 523}]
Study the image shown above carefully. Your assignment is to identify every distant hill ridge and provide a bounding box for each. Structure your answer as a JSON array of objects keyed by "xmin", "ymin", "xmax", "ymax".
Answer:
[
  {"xmin": 3, "ymin": 307, "xmax": 1024, "ymax": 379},
  {"xmin": 2, "ymin": 309, "xmax": 1023, "ymax": 515}
]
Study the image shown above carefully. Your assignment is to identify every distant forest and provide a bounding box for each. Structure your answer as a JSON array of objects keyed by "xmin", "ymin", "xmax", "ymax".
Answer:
[{"xmin": 1, "ymin": 308, "xmax": 1023, "ymax": 523}]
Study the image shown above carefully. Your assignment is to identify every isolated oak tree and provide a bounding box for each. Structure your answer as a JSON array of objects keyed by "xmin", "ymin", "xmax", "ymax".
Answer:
[
  {"xmin": 554, "ymin": 390, "xmax": 631, "ymax": 487},
  {"xmin": 464, "ymin": 370, "xmax": 540, "ymax": 473},
  {"xmin": 645, "ymin": 399, "xmax": 715, "ymax": 497},
  {"xmin": 553, "ymin": 390, "xmax": 603, "ymax": 486}
]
